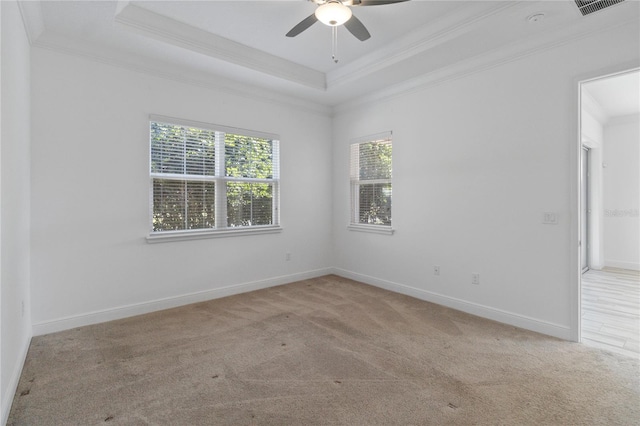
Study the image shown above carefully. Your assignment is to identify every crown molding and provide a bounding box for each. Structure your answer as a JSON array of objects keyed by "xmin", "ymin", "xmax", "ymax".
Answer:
[
  {"xmin": 334, "ymin": 13, "xmax": 640, "ymax": 114},
  {"xmin": 114, "ymin": 3, "xmax": 327, "ymax": 91},
  {"xmin": 32, "ymin": 31, "xmax": 332, "ymax": 118},
  {"xmin": 17, "ymin": 0, "xmax": 45, "ymax": 45},
  {"xmin": 327, "ymin": 1, "xmax": 521, "ymax": 89}
]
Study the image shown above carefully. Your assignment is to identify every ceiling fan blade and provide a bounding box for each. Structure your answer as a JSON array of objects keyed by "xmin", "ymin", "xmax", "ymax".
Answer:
[
  {"xmin": 344, "ymin": 14, "xmax": 371, "ymax": 41},
  {"xmin": 286, "ymin": 14, "xmax": 318, "ymax": 37},
  {"xmin": 352, "ymin": 0, "xmax": 410, "ymax": 6}
]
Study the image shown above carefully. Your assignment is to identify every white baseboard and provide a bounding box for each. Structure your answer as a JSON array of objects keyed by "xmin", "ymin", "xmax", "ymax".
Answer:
[
  {"xmin": 32, "ymin": 266, "xmax": 573, "ymax": 341},
  {"xmin": 332, "ymin": 268, "xmax": 572, "ymax": 341},
  {"xmin": 604, "ymin": 260, "xmax": 640, "ymax": 271},
  {"xmin": 2, "ymin": 332, "xmax": 32, "ymax": 426},
  {"xmin": 32, "ymin": 268, "xmax": 332, "ymax": 336}
]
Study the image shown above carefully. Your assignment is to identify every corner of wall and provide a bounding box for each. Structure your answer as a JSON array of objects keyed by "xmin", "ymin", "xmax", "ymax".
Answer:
[
  {"xmin": 0, "ymin": 334, "xmax": 30, "ymax": 426},
  {"xmin": 1, "ymin": 0, "xmax": 34, "ymax": 423}
]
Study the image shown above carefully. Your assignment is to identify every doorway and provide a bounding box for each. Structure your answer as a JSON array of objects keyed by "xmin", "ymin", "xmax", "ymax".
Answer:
[{"xmin": 578, "ymin": 68, "xmax": 640, "ymax": 358}]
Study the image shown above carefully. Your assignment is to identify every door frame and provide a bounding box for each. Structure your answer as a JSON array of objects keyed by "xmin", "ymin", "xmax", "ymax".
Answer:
[
  {"xmin": 581, "ymin": 145, "xmax": 590, "ymax": 274},
  {"xmin": 572, "ymin": 63, "xmax": 640, "ymax": 343}
]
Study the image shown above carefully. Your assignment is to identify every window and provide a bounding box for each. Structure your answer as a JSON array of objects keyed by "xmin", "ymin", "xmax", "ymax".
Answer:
[
  {"xmin": 349, "ymin": 132, "xmax": 393, "ymax": 233},
  {"xmin": 148, "ymin": 116, "xmax": 280, "ymax": 241}
]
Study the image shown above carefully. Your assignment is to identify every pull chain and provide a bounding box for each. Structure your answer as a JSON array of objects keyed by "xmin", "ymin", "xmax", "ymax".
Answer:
[{"xmin": 331, "ymin": 26, "xmax": 339, "ymax": 63}]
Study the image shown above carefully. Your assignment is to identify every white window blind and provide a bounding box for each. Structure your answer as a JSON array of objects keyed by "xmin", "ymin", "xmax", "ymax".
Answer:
[
  {"xmin": 224, "ymin": 133, "xmax": 279, "ymax": 228},
  {"xmin": 350, "ymin": 132, "xmax": 392, "ymax": 227},
  {"xmin": 149, "ymin": 117, "xmax": 280, "ymax": 239}
]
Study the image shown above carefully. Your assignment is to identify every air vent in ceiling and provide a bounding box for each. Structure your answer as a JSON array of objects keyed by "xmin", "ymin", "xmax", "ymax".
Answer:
[{"xmin": 575, "ymin": 0, "xmax": 625, "ymax": 16}]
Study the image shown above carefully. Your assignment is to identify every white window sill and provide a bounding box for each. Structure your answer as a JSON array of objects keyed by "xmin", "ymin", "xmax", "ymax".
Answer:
[
  {"xmin": 347, "ymin": 224, "xmax": 394, "ymax": 235},
  {"xmin": 146, "ymin": 225, "xmax": 283, "ymax": 243}
]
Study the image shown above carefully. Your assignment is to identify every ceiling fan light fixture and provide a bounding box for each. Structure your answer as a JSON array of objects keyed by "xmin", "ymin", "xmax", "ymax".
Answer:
[{"xmin": 315, "ymin": 2, "xmax": 353, "ymax": 26}]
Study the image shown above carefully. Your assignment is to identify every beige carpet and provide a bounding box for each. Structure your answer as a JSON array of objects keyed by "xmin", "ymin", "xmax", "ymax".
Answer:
[{"xmin": 8, "ymin": 275, "xmax": 640, "ymax": 425}]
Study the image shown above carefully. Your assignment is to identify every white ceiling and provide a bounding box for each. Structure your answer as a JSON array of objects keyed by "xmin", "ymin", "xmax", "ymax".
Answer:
[
  {"xmin": 583, "ymin": 70, "xmax": 640, "ymax": 118},
  {"xmin": 22, "ymin": 0, "xmax": 640, "ymax": 108}
]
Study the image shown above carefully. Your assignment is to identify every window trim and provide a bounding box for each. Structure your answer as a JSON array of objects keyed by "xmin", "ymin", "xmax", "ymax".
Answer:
[
  {"xmin": 347, "ymin": 223, "xmax": 395, "ymax": 235},
  {"xmin": 150, "ymin": 114, "xmax": 279, "ymax": 141},
  {"xmin": 349, "ymin": 131, "xmax": 394, "ymax": 235},
  {"xmin": 147, "ymin": 115, "xmax": 281, "ymax": 242},
  {"xmin": 146, "ymin": 225, "xmax": 282, "ymax": 243}
]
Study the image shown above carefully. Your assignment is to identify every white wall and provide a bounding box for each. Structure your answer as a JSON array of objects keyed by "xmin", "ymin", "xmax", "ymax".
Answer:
[
  {"xmin": 603, "ymin": 114, "xmax": 640, "ymax": 270},
  {"xmin": 1, "ymin": 0, "xmax": 32, "ymax": 422},
  {"xmin": 582, "ymin": 111, "xmax": 604, "ymax": 147},
  {"xmin": 30, "ymin": 48, "xmax": 333, "ymax": 333},
  {"xmin": 332, "ymin": 21, "xmax": 640, "ymax": 339}
]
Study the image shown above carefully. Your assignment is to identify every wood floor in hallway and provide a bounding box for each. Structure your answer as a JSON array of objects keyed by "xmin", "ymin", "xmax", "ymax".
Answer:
[{"xmin": 582, "ymin": 267, "xmax": 640, "ymax": 359}]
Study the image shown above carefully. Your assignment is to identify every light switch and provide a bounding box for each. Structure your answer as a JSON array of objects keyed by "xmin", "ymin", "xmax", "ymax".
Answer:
[{"xmin": 542, "ymin": 212, "xmax": 558, "ymax": 225}]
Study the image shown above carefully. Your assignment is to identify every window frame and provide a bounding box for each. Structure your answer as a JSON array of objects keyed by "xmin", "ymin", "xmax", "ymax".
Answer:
[
  {"xmin": 147, "ymin": 115, "xmax": 281, "ymax": 243},
  {"xmin": 348, "ymin": 131, "xmax": 394, "ymax": 235}
]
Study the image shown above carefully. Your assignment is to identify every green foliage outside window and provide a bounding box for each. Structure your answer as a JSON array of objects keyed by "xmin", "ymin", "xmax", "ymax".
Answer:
[
  {"xmin": 359, "ymin": 183, "xmax": 392, "ymax": 226},
  {"xmin": 150, "ymin": 121, "xmax": 278, "ymax": 233},
  {"xmin": 358, "ymin": 142, "xmax": 392, "ymax": 180},
  {"xmin": 352, "ymin": 140, "xmax": 392, "ymax": 226}
]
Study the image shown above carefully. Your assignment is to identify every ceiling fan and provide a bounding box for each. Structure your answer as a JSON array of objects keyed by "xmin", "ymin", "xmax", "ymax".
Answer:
[{"xmin": 286, "ymin": 0, "xmax": 409, "ymax": 43}]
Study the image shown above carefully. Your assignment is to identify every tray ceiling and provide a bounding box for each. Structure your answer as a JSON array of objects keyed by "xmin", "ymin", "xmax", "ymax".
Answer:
[{"xmin": 20, "ymin": 1, "xmax": 640, "ymax": 108}]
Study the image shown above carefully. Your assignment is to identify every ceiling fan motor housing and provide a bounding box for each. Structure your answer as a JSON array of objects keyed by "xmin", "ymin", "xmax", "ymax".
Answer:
[
  {"xmin": 287, "ymin": 0, "xmax": 407, "ymax": 40},
  {"xmin": 315, "ymin": 1, "xmax": 353, "ymax": 26}
]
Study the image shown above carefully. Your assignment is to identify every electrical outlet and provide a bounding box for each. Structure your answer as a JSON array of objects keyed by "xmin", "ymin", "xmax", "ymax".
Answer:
[
  {"xmin": 471, "ymin": 273, "xmax": 480, "ymax": 285},
  {"xmin": 434, "ymin": 266, "xmax": 440, "ymax": 276},
  {"xmin": 285, "ymin": 252, "xmax": 291, "ymax": 261}
]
